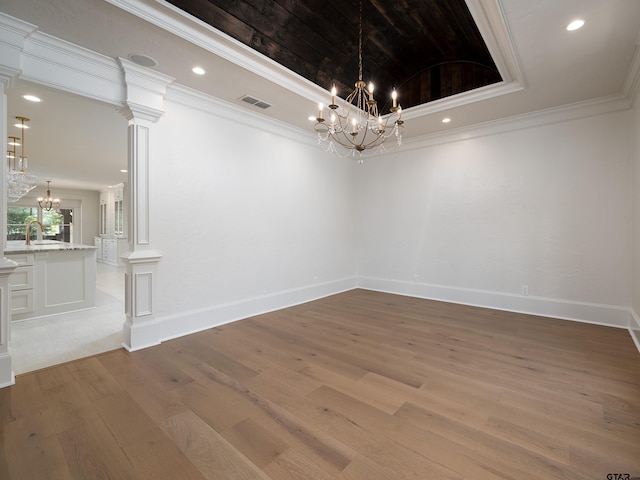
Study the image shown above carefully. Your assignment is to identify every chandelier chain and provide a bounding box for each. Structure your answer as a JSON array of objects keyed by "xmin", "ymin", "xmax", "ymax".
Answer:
[{"xmin": 358, "ymin": 0, "xmax": 363, "ymax": 82}]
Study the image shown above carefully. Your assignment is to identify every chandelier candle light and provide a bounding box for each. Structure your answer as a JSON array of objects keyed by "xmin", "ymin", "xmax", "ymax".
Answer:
[
  {"xmin": 312, "ymin": 0, "xmax": 404, "ymax": 156},
  {"xmin": 37, "ymin": 180, "xmax": 60, "ymax": 212}
]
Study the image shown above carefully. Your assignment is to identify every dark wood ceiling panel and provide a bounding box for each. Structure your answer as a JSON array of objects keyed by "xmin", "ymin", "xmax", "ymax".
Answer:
[{"xmin": 166, "ymin": 0, "xmax": 502, "ymax": 110}]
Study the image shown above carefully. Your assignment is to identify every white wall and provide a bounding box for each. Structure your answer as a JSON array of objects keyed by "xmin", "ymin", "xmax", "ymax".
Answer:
[
  {"xmin": 357, "ymin": 109, "xmax": 633, "ymax": 326},
  {"xmin": 150, "ymin": 97, "xmax": 358, "ymax": 335}
]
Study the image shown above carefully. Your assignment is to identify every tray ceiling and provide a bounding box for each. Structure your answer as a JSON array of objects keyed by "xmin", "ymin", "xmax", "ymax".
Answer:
[{"xmin": 165, "ymin": 0, "xmax": 502, "ymax": 111}]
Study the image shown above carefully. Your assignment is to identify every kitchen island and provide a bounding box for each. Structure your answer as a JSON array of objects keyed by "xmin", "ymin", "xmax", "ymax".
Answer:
[{"xmin": 5, "ymin": 240, "xmax": 96, "ymax": 321}]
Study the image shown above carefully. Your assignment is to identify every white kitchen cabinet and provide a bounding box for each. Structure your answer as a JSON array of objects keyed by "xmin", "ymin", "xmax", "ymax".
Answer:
[
  {"xmin": 102, "ymin": 238, "xmax": 118, "ymax": 266},
  {"xmin": 99, "ymin": 190, "xmax": 109, "ymax": 236},
  {"xmin": 97, "ymin": 184, "xmax": 128, "ymax": 265},
  {"xmin": 94, "ymin": 236, "xmax": 102, "ymax": 262},
  {"xmin": 6, "ymin": 244, "xmax": 96, "ymax": 322},
  {"xmin": 114, "ymin": 183, "xmax": 126, "ymax": 238},
  {"xmin": 99, "ymin": 183, "xmax": 126, "ymax": 239},
  {"xmin": 8, "ymin": 253, "xmax": 35, "ymax": 317}
]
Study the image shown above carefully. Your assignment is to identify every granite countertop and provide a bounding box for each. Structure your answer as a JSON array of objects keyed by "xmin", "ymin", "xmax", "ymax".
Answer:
[{"xmin": 5, "ymin": 240, "xmax": 97, "ymax": 254}]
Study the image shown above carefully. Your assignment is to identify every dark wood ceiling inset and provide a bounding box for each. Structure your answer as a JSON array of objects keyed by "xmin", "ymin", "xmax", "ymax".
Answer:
[{"xmin": 166, "ymin": 0, "xmax": 502, "ymax": 110}]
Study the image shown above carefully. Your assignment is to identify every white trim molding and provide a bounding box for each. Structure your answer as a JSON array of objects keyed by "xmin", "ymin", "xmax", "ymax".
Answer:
[
  {"xmin": 358, "ymin": 275, "xmax": 633, "ymax": 330},
  {"xmin": 158, "ymin": 276, "xmax": 358, "ymax": 343},
  {"xmin": 122, "ymin": 250, "xmax": 163, "ymax": 351}
]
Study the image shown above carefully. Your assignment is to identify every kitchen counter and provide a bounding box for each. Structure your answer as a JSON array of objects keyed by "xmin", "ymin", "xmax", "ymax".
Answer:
[
  {"xmin": 6, "ymin": 240, "xmax": 96, "ymax": 254},
  {"xmin": 5, "ymin": 241, "xmax": 96, "ymax": 321}
]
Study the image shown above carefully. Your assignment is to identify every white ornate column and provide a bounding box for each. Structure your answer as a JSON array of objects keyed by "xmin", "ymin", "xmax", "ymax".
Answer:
[
  {"xmin": 118, "ymin": 58, "xmax": 173, "ymax": 351},
  {"xmin": 0, "ymin": 15, "xmax": 31, "ymax": 385},
  {"xmin": 0, "ymin": 74, "xmax": 19, "ymax": 387}
]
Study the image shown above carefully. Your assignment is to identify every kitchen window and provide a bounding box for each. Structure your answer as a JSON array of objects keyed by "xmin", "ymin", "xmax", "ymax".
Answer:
[{"xmin": 7, "ymin": 206, "xmax": 73, "ymax": 243}]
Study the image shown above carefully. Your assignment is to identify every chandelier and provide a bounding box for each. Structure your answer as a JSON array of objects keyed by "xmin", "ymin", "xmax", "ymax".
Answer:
[
  {"xmin": 312, "ymin": 0, "xmax": 404, "ymax": 157},
  {"xmin": 7, "ymin": 116, "xmax": 38, "ymax": 202},
  {"xmin": 37, "ymin": 180, "xmax": 60, "ymax": 212}
]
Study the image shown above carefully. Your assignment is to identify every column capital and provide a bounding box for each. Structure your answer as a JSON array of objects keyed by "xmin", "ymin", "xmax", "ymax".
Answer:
[{"xmin": 118, "ymin": 57, "xmax": 174, "ymax": 123}]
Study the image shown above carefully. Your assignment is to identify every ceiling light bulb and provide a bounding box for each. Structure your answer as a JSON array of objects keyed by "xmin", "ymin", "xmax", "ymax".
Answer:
[
  {"xmin": 442, "ymin": 117, "xmax": 451, "ymax": 123},
  {"xmin": 23, "ymin": 95, "xmax": 41, "ymax": 102},
  {"xmin": 566, "ymin": 19, "xmax": 584, "ymax": 31},
  {"xmin": 192, "ymin": 66, "xmax": 205, "ymax": 75}
]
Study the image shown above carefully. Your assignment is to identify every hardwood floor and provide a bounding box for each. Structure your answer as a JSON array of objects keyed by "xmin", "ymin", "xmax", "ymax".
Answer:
[{"xmin": 2, "ymin": 289, "xmax": 639, "ymax": 479}]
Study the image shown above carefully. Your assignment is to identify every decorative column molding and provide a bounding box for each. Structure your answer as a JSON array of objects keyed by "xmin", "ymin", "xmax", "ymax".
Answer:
[
  {"xmin": 0, "ymin": 76, "xmax": 19, "ymax": 387},
  {"xmin": 121, "ymin": 120, "xmax": 162, "ymax": 352},
  {"xmin": 119, "ymin": 60, "xmax": 173, "ymax": 351},
  {"xmin": 0, "ymin": 15, "xmax": 31, "ymax": 386},
  {"xmin": 122, "ymin": 249, "xmax": 162, "ymax": 351},
  {"xmin": 118, "ymin": 57, "xmax": 174, "ymax": 122}
]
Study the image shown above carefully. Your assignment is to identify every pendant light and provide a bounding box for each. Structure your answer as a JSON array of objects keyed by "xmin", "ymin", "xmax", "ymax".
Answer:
[
  {"xmin": 7, "ymin": 116, "xmax": 38, "ymax": 202},
  {"xmin": 37, "ymin": 180, "xmax": 60, "ymax": 212}
]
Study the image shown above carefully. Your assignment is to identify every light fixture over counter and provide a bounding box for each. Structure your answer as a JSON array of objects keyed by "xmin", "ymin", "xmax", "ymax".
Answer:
[
  {"xmin": 7, "ymin": 116, "xmax": 38, "ymax": 202},
  {"xmin": 311, "ymin": 0, "xmax": 404, "ymax": 158},
  {"xmin": 37, "ymin": 180, "xmax": 60, "ymax": 212}
]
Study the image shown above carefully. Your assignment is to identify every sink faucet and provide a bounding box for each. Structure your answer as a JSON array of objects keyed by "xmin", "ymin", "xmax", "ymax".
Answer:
[{"xmin": 25, "ymin": 220, "xmax": 44, "ymax": 246}]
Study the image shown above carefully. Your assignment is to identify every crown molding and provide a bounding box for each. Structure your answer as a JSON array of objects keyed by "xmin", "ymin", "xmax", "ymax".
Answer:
[
  {"xmin": 166, "ymin": 83, "xmax": 317, "ymax": 147},
  {"xmin": 18, "ymin": 29, "xmax": 124, "ymax": 106},
  {"xmin": 106, "ymin": 0, "xmax": 322, "ymax": 104},
  {"xmin": 107, "ymin": 0, "xmax": 525, "ymax": 123},
  {"xmin": 466, "ymin": 0, "xmax": 526, "ymax": 87},
  {"xmin": 399, "ymin": 94, "xmax": 631, "ymax": 153}
]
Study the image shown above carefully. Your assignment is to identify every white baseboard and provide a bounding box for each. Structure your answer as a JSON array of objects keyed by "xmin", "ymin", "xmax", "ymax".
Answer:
[
  {"xmin": 157, "ymin": 276, "xmax": 358, "ymax": 343},
  {"xmin": 629, "ymin": 309, "xmax": 640, "ymax": 354},
  {"xmin": 0, "ymin": 353, "xmax": 15, "ymax": 388},
  {"xmin": 358, "ymin": 276, "xmax": 632, "ymax": 329},
  {"xmin": 131, "ymin": 275, "xmax": 640, "ymax": 357},
  {"xmin": 122, "ymin": 318, "xmax": 161, "ymax": 352}
]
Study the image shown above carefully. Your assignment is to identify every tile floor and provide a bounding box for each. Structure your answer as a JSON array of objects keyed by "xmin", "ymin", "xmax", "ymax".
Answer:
[{"xmin": 10, "ymin": 262, "xmax": 125, "ymax": 375}]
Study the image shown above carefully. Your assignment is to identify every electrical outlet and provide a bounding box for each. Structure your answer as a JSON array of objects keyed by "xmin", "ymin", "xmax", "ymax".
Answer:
[{"xmin": 521, "ymin": 285, "xmax": 529, "ymax": 296}]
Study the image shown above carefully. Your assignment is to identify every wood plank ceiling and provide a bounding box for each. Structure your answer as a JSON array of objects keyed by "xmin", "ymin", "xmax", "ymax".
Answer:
[{"xmin": 166, "ymin": 0, "xmax": 502, "ymax": 111}]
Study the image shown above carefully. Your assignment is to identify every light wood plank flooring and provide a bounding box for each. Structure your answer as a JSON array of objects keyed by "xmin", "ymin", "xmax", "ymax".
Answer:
[{"xmin": 2, "ymin": 289, "xmax": 639, "ymax": 479}]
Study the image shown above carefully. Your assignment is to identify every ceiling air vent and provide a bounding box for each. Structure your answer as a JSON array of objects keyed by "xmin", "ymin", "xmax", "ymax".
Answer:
[{"xmin": 240, "ymin": 95, "xmax": 271, "ymax": 109}]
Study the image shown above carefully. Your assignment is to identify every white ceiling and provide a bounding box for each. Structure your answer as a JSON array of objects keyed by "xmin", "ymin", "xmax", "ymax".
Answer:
[{"xmin": 2, "ymin": 0, "xmax": 640, "ymax": 191}]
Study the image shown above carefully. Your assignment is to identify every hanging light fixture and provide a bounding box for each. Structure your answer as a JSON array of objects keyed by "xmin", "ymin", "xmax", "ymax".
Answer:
[
  {"xmin": 312, "ymin": 0, "xmax": 404, "ymax": 157},
  {"xmin": 7, "ymin": 116, "xmax": 38, "ymax": 202},
  {"xmin": 37, "ymin": 180, "xmax": 60, "ymax": 212}
]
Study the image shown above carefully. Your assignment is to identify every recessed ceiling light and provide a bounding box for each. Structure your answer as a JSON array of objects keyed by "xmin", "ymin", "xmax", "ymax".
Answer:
[
  {"xmin": 192, "ymin": 66, "xmax": 206, "ymax": 75},
  {"xmin": 120, "ymin": 169, "xmax": 128, "ymax": 173},
  {"xmin": 23, "ymin": 94, "xmax": 41, "ymax": 102},
  {"xmin": 566, "ymin": 19, "xmax": 584, "ymax": 31},
  {"xmin": 442, "ymin": 117, "xmax": 451, "ymax": 123}
]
